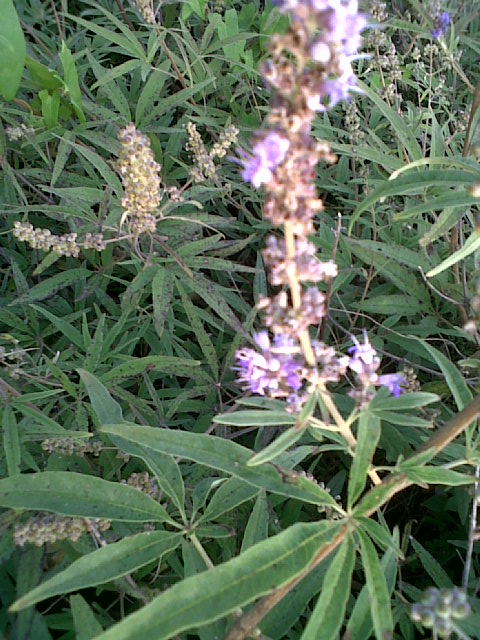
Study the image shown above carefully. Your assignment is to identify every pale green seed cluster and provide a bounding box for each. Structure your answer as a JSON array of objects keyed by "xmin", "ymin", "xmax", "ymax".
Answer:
[
  {"xmin": 12, "ymin": 222, "xmax": 106, "ymax": 256},
  {"xmin": 14, "ymin": 514, "xmax": 111, "ymax": 547},
  {"xmin": 132, "ymin": 0, "xmax": 156, "ymax": 24},
  {"xmin": 0, "ymin": 338, "xmax": 26, "ymax": 379},
  {"xmin": 6, "ymin": 124, "xmax": 35, "ymax": 141},
  {"xmin": 411, "ymin": 587, "xmax": 471, "ymax": 638},
  {"xmin": 122, "ymin": 471, "xmax": 159, "ymax": 499},
  {"xmin": 185, "ymin": 122, "xmax": 238, "ymax": 183},
  {"xmin": 117, "ymin": 123, "xmax": 163, "ymax": 235},
  {"xmin": 41, "ymin": 438, "xmax": 102, "ymax": 457}
]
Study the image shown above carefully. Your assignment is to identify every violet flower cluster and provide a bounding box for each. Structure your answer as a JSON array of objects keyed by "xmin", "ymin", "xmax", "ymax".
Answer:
[
  {"xmin": 432, "ymin": 11, "xmax": 450, "ymax": 39},
  {"xmin": 234, "ymin": 0, "xmax": 405, "ymax": 407}
]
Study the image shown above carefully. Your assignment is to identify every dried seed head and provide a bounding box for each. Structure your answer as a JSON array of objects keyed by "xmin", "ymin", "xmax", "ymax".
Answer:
[{"xmin": 118, "ymin": 123, "xmax": 163, "ymax": 234}]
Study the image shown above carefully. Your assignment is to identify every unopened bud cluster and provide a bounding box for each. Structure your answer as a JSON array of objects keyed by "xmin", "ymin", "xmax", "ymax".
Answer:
[
  {"xmin": 12, "ymin": 221, "xmax": 106, "ymax": 256},
  {"xmin": 6, "ymin": 124, "xmax": 35, "ymax": 141},
  {"xmin": 41, "ymin": 437, "xmax": 102, "ymax": 457},
  {"xmin": 132, "ymin": 0, "xmax": 156, "ymax": 24},
  {"xmin": 186, "ymin": 122, "xmax": 238, "ymax": 183},
  {"xmin": 122, "ymin": 471, "xmax": 159, "ymax": 499},
  {"xmin": 0, "ymin": 338, "xmax": 26, "ymax": 379},
  {"xmin": 411, "ymin": 587, "xmax": 471, "ymax": 638},
  {"xmin": 117, "ymin": 123, "xmax": 163, "ymax": 234},
  {"xmin": 14, "ymin": 514, "xmax": 111, "ymax": 547}
]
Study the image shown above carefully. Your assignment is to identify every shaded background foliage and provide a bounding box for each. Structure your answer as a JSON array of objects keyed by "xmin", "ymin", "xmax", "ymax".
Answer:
[{"xmin": 0, "ymin": 0, "xmax": 480, "ymax": 638}]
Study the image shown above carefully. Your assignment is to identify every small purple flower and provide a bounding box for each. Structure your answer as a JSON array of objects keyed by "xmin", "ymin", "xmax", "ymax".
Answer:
[
  {"xmin": 432, "ymin": 12, "xmax": 450, "ymax": 39},
  {"xmin": 347, "ymin": 333, "xmax": 379, "ymax": 378},
  {"xmin": 306, "ymin": 56, "xmax": 358, "ymax": 111},
  {"xmin": 235, "ymin": 332, "xmax": 302, "ymax": 397},
  {"xmin": 239, "ymin": 132, "xmax": 290, "ymax": 188},
  {"xmin": 378, "ymin": 374, "xmax": 406, "ymax": 398}
]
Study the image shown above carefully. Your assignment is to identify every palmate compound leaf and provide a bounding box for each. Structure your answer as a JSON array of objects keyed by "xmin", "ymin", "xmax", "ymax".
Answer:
[
  {"xmin": 93, "ymin": 521, "xmax": 346, "ymax": 640},
  {"xmin": 0, "ymin": 472, "xmax": 175, "ymax": 524},
  {"xmin": 300, "ymin": 534, "xmax": 355, "ymax": 640},
  {"xmin": 11, "ymin": 531, "xmax": 182, "ymax": 612},
  {"xmin": 101, "ymin": 423, "xmax": 339, "ymax": 509}
]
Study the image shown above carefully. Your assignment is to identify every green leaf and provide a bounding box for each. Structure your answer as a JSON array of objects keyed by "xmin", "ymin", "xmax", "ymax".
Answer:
[
  {"xmin": 0, "ymin": 472, "xmax": 174, "ymax": 523},
  {"xmin": 345, "ymin": 529, "xmax": 399, "ymax": 639},
  {"xmin": 2, "ymin": 406, "xmax": 21, "ymax": 475},
  {"xmin": 139, "ymin": 450, "xmax": 186, "ymax": 518},
  {"xmin": 247, "ymin": 427, "xmax": 305, "ymax": 467},
  {"xmin": 426, "ymin": 231, "xmax": 480, "ymax": 277},
  {"xmin": 10, "ymin": 531, "xmax": 182, "ymax": 612},
  {"xmin": 217, "ymin": 9, "xmax": 244, "ymax": 61},
  {"xmin": 25, "ymin": 56, "xmax": 63, "ymax": 90},
  {"xmin": 70, "ymin": 594, "xmax": 104, "ymax": 639},
  {"xmin": 394, "ymin": 192, "xmax": 478, "ymax": 222},
  {"xmin": 90, "ymin": 58, "xmax": 143, "ymax": 90},
  {"xmin": 344, "ymin": 236, "xmax": 432, "ymax": 271},
  {"xmin": 178, "ymin": 282, "xmax": 219, "ymax": 379},
  {"xmin": 241, "ymin": 491, "xmax": 269, "ymax": 552},
  {"xmin": 347, "ymin": 413, "xmax": 381, "ymax": 509},
  {"xmin": 59, "ymin": 42, "xmax": 86, "ymax": 123},
  {"xmin": 101, "ymin": 424, "xmax": 339, "ymax": 508},
  {"xmin": 412, "ymin": 337, "xmax": 472, "ymax": 410},
  {"xmin": 404, "ymin": 466, "xmax": 474, "ymax": 486},
  {"xmin": 355, "ymin": 518, "xmax": 403, "ymax": 557},
  {"xmin": 409, "ymin": 537, "xmax": 453, "ymax": 588},
  {"xmin": 78, "ymin": 369, "xmax": 124, "ymax": 425},
  {"xmin": 31, "ymin": 304, "xmax": 84, "ymax": 350},
  {"xmin": 357, "ymin": 529, "xmax": 393, "ymax": 640},
  {"xmin": 101, "ymin": 356, "xmax": 202, "ymax": 383},
  {"xmin": 355, "ymin": 294, "xmax": 422, "ymax": 316},
  {"xmin": 0, "ymin": 0, "xmax": 26, "ymax": 100},
  {"xmin": 51, "ymin": 130, "xmax": 74, "ymax": 187},
  {"xmin": 67, "ymin": 13, "xmax": 146, "ymax": 60},
  {"xmin": 93, "ymin": 521, "xmax": 344, "ymax": 640},
  {"xmin": 200, "ymin": 477, "xmax": 259, "ymax": 522},
  {"xmin": 353, "ymin": 475, "xmax": 410, "ymax": 517},
  {"xmin": 349, "ymin": 169, "xmax": 478, "ymax": 232},
  {"xmin": 135, "ymin": 62, "xmax": 170, "ymax": 125},
  {"xmin": 356, "ymin": 79, "xmax": 422, "ymax": 163},
  {"xmin": 419, "ymin": 205, "xmax": 468, "ymax": 246},
  {"xmin": 10, "ymin": 269, "xmax": 90, "ymax": 305},
  {"xmin": 301, "ymin": 535, "xmax": 355, "ymax": 640},
  {"xmin": 39, "ymin": 89, "xmax": 61, "ymax": 129},
  {"xmin": 214, "ymin": 410, "xmax": 296, "ymax": 427},
  {"xmin": 370, "ymin": 392, "xmax": 439, "ymax": 411},
  {"xmin": 180, "ymin": 272, "xmax": 249, "ymax": 339},
  {"xmin": 151, "ymin": 266, "xmax": 174, "ymax": 340}
]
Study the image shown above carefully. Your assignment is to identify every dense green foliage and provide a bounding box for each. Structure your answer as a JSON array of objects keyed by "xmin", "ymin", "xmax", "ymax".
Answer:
[{"xmin": 1, "ymin": 0, "xmax": 480, "ymax": 638}]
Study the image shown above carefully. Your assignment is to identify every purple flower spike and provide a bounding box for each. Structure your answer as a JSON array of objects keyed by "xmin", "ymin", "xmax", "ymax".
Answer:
[
  {"xmin": 432, "ymin": 12, "xmax": 450, "ymax": 39},
  {"xmin": 239, "ymin": 132, "xmax": 290, "ymax": 188},
  {"xmin": 378, "ymin": 373, "xmax": 406, "ymax": 397}
]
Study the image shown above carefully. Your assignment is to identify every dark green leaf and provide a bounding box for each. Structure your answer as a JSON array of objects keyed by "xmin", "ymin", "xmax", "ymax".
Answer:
[
  {"xmin": 11, "ymin": 531, "xmax": 182, "ymax": 611},
  {"xmin": 0, "ymin": 472, "xmax": 174, "ymax": 523},
  {"xmin": 101, "ymin": 424, "xmax": 338, "ymax": 508},
  {"xmin": 301, "ymin": 535, "xmax": 355, "ymax": 640},
  {"xmin": 357, "ymin": 529, "xmax": 393, "ymax": 640}
]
